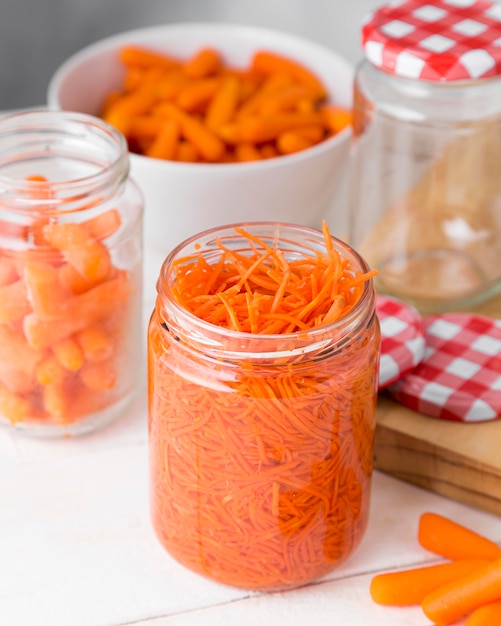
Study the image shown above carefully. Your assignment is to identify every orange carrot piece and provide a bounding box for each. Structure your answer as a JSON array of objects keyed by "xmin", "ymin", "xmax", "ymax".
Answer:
[
  {"xmin": 24, "ymin": 261, "xmax": 70, "ymax": 320},
  {"xmin": 176, "ymin": 78, "xmax": 220, "ymax": 112},
  {"xmin": 43, "ymin": 222, "xmax": 112, "ymax": 284},
  {"xmin": 260, "ymin": 144, "xmax": 280, "ymax": 159},
  {"xmin": 370, "ymin": 559, "xmax": 490, "ymax": 606},
  {"xmin": 465, "ymin": 599, "xmax": 501, "ymax": 625},
  {"xmin": 322, "ymin": 105, "xmax": 353, "ymax": 134},
  {"xmin": 42, "ymin": 382, "xmax": 69, "ymax": 419},
  {"xmin": 205, "ymin": 76, "xmax": 240, "ymax": 131},
  {"xmin": 0, "ymin": 326, "xmax": 42, "ymax": 374},
  {"xmin": 184, "ymin": 47, "xmax": 221, "ymax": 79},
  {"xmin": 23, "ymin": 272, "xmax": 130, "ymax": 350},
  {"xmin": 176, "ymin": 141, "xmax": 200, "ymax": 163},
  {"xmin": 258, "ymin": 85, "xmax": 317, "ymax": 115},
  {"xmin": 145, "ymin": 120, "xmax": 179, "ymax": 160},
  {"xmin": 0, "ymin": 280, "xmax": 31, "ymax": 323},
  {"xmin": 0, "ymin": 362, "xmax": 33, "ymax": 395},
  {"xmin": 128, "ymin": 115, "xmax": 165, "ymax": 139},
  {"xmin": 421, "ymin": 557, "xmax": 501, "ymax": 625},
  {"xmin": 80, "ymin": 359, "xmax": 116, "ymax": 390},
  {"xmin": 0, "ymin": 257, "xmax": 19, "ymax": 286},
  {"xmin": 76, "ymin": 325, "xmax": 113, "ymax": 362},
  {"xmin": 58, "ymin": 263, "xmax": 97, "ymax": 295},
  {"xmin": 277, "ymin": 130, "xmax": 316, "ymax": 155},
  {"xmin": 52, "ymin": 337, "xmax": 84, "ymax": 372},
  {"xmin": 102, "ymin": 88, "xmax": 158, "ymax": 135},
  {"xmin": 251, "ymin": 51, "xmax": 328, "ymax": 100},
  {"xmin": 35, "ymin": 354, "xmax": 68, "ymax": 386},
  {"xmin": 292, "ymin": 124, "xmax": 325, "ymax": 142},
  {"xmin": 235, "ymin": 73, "xmax": 292, "ymax": 120},
  {"xmin": 155, "ymin": 102, "xmax": 226, "ymax": 162},
  {"xmin": 81, "ymin": 209, "xmax": 121, "ymax": 241},
  {"xmin": 119, "ymin": 45, "xmax": 180, "ymax": 70},
  {"xmin": 235, "ymin": 143, "xmax": 262, "ymax": 162},
  {"xmin": 236, "ymin": 111, "xmax": 324, "ymax": 143},
  {"xmin": 0, "ymin": 384, "xmax": 32, "ymax": 424},
  {"xmin": 418, "ymin": 512, "xmax": 501, "ymax": 561}
]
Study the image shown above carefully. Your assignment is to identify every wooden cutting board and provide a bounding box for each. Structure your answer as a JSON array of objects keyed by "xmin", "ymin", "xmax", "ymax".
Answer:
[{"xmin": 374, "ymin": 292, "xmax": 501, "ymax": 516}]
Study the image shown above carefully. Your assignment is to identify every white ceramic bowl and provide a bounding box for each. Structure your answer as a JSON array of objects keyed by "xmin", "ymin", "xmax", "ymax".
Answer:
[{"xmin": 48, "ymin": 23, "xmax": 353, "ymax": 257}]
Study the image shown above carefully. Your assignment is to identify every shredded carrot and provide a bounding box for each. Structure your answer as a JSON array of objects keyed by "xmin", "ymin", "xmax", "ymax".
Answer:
[
  {"xmin": 422, "ymin": 558, "xmax": 501, "ymax": 625},
  {"xmin": 99, "ymin": 45, "xmax": 351, "ymax": 163},
  {"xmin": 370, "ymin": 559, "xmax": 490, "ymax": 606},
  {"xmin": 148, "ymin": 223, "xmax": 379, "ymax": 590},
  {"xmin": 418, "ymin": 512, "xmax": 501, "ymax": 561}
]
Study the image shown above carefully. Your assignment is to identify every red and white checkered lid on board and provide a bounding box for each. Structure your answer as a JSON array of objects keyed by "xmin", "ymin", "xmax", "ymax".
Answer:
[
  {"xmin": 376, "ymin": 294, "xmax": 426, "ymax": 390},
  {"xmin": 362, "ymin": 0, "xmax": 501, "ymax": 81},
  {"xmin": 389, "ymin": 313, "xmax": 501, "ymax": 422}
]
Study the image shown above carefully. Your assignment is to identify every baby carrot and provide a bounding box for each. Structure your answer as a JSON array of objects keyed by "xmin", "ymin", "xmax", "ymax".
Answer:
[
  {"xmin": 205, "ymin": 76, "xmax": 240, "ymax": 131},
  {"xmin": 80, "ymin": 359, "xmax": 116, "ymax": 390},
  {"xmin": 145, "ymin": 120, "xmax": 179, "ymax": 160},
  {"xmin": 184, "ymin": 47, "xmax": 221, "ymax": 78},
  {"xmin": 235, "ymin": 143, "xmax": 262, "ymax": 162},
  {"xmin": 236, "ymin": 111, "xmax": 324, "ymax": 143},
  {"xmin": 155, "ymin": 102, "xmax": 226, "ymax": 162},
  {"xmin": 421, "ymin": 558, "xmax": 501, "ymax": 625},
  {"xmin": 322, "ymin": 105, "xmax": 353, "ymax": 134},
  {"xmin": 277, "ymin": 130, "xmax": 316, "ymax": 155},
  {"xmin": 0, "ymin": 326, "xmax": 42, "ymax": 375},
  {"xmin": 176, "ymin": 78, "xmax": 220, "ymax": 112},
  {"xmin": 35, "ymin": 354, "xmax": 67, "ymax": 386},
  {"xmin": 81, "ymin": 208, "xmax": 121, "ymax": 241},
  {"xmin": 258, "ymin": 85, "xmax": 317, "ymax": 115},
  {"xmin": 465, "ymin": 599, "xmax": 501, "ymax": 625},
  {"xmin": 176, "ymin": 141, "xmax": 200, "ymax": 163},
  {"xmin": 418, "ymin": 512, "xmax": 501, "ymax": 561},
  {"xmin": 43, "ymin": 222, "xmax": 112, "ymax": 284},
  {"xmin": 102, "ymin": 87, "xmax": 158, "ymax": 135},
  {"xmin": 251, "ymin": 50, "xmax": 328, "ymax": 100},
  {"xmin": 0, "ymin": 257, "xmax": 19, "ymax": 286},
  {"xmin": 0, "ymin": 384, "xmax": 32, "ymax": 424},
  {"xmin": 370, "ymin": 559, "xmax": 490, "ymax": 606},
  {"xmin": 119, "ymin": 45, "xmax": 180, "ymax": 70},
  {"xmin": 0, "ymin": 279, "xmax": 31, "ymax": 323},
  {"xmin": 52, "ymin": 337, "xmax": 84, "ymax": 372},
  {"xmin": 235, "ymin": 73, "xmax": 291, "ymax": 119},
  {"xmin": 76, "ymin": 325, "xmax": 113, "ymax": 362}
]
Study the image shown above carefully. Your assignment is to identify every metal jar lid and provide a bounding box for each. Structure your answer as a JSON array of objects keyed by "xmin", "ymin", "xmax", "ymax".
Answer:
[{"xmin": 362, "ymin": 0, "xmax": 501, "ymax": 81}]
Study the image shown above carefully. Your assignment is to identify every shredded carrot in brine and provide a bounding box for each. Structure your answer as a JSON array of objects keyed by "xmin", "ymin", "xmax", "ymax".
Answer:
[{"xmin": 148, "ymin": 223, "xmax": 380, "ymax": 591}]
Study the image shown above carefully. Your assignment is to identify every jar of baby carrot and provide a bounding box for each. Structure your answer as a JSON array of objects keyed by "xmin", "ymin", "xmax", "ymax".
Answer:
[
  {"xmin": 148, "ymin": 222, "xmax": 380, "ymax": 591},
  {"xmin": 0, "ymin": 109, "xmax": 143, "ymax": 436}
]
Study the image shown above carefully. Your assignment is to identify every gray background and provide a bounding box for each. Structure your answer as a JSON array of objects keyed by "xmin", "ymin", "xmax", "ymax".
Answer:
[{"xmin": 1, "ymin": 0, "xmax": 383, "ymax": 110}]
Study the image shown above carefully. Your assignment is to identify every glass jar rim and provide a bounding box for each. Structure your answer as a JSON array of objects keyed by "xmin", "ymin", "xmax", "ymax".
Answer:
[
  {"xmin": 156, "ymin": 221, "xmax": 377, "ymax": 358},
  {"xmin": 0, "ymin": 108, "xmax": 129, "ymax": 214}
]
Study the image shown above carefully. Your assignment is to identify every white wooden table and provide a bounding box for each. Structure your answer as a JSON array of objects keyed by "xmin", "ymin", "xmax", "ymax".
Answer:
[{"xmin": 1, "ymin": 247, "xmax": 500, "ymax": 626}]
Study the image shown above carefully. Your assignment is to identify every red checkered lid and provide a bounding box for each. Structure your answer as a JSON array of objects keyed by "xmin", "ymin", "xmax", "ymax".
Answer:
[
  {"xmin": 389, "ymin": 312, "xmax": 501, "ymax": 422},
  {"xmin": 376, "ymin": 294, "xmax": 426, "ymax": 390},
  {"xmin": 362, "ymin": 0, "xmax": 501, "ymax": 81}
]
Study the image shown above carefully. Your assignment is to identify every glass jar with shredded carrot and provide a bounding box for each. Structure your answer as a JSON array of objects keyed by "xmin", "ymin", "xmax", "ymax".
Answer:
[
  {"xmin": 148, "ymin": 222, "xmax": 380, "ymax": 591},
  {"xmin": 0, "ymin": 109, "xmax": 143, "ymax": 436}
]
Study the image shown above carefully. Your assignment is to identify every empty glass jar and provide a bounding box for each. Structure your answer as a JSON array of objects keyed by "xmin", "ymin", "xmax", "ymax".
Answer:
[{"xmin": 350, "ymin": 0, "xmax": 501, "ymax": 312}]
